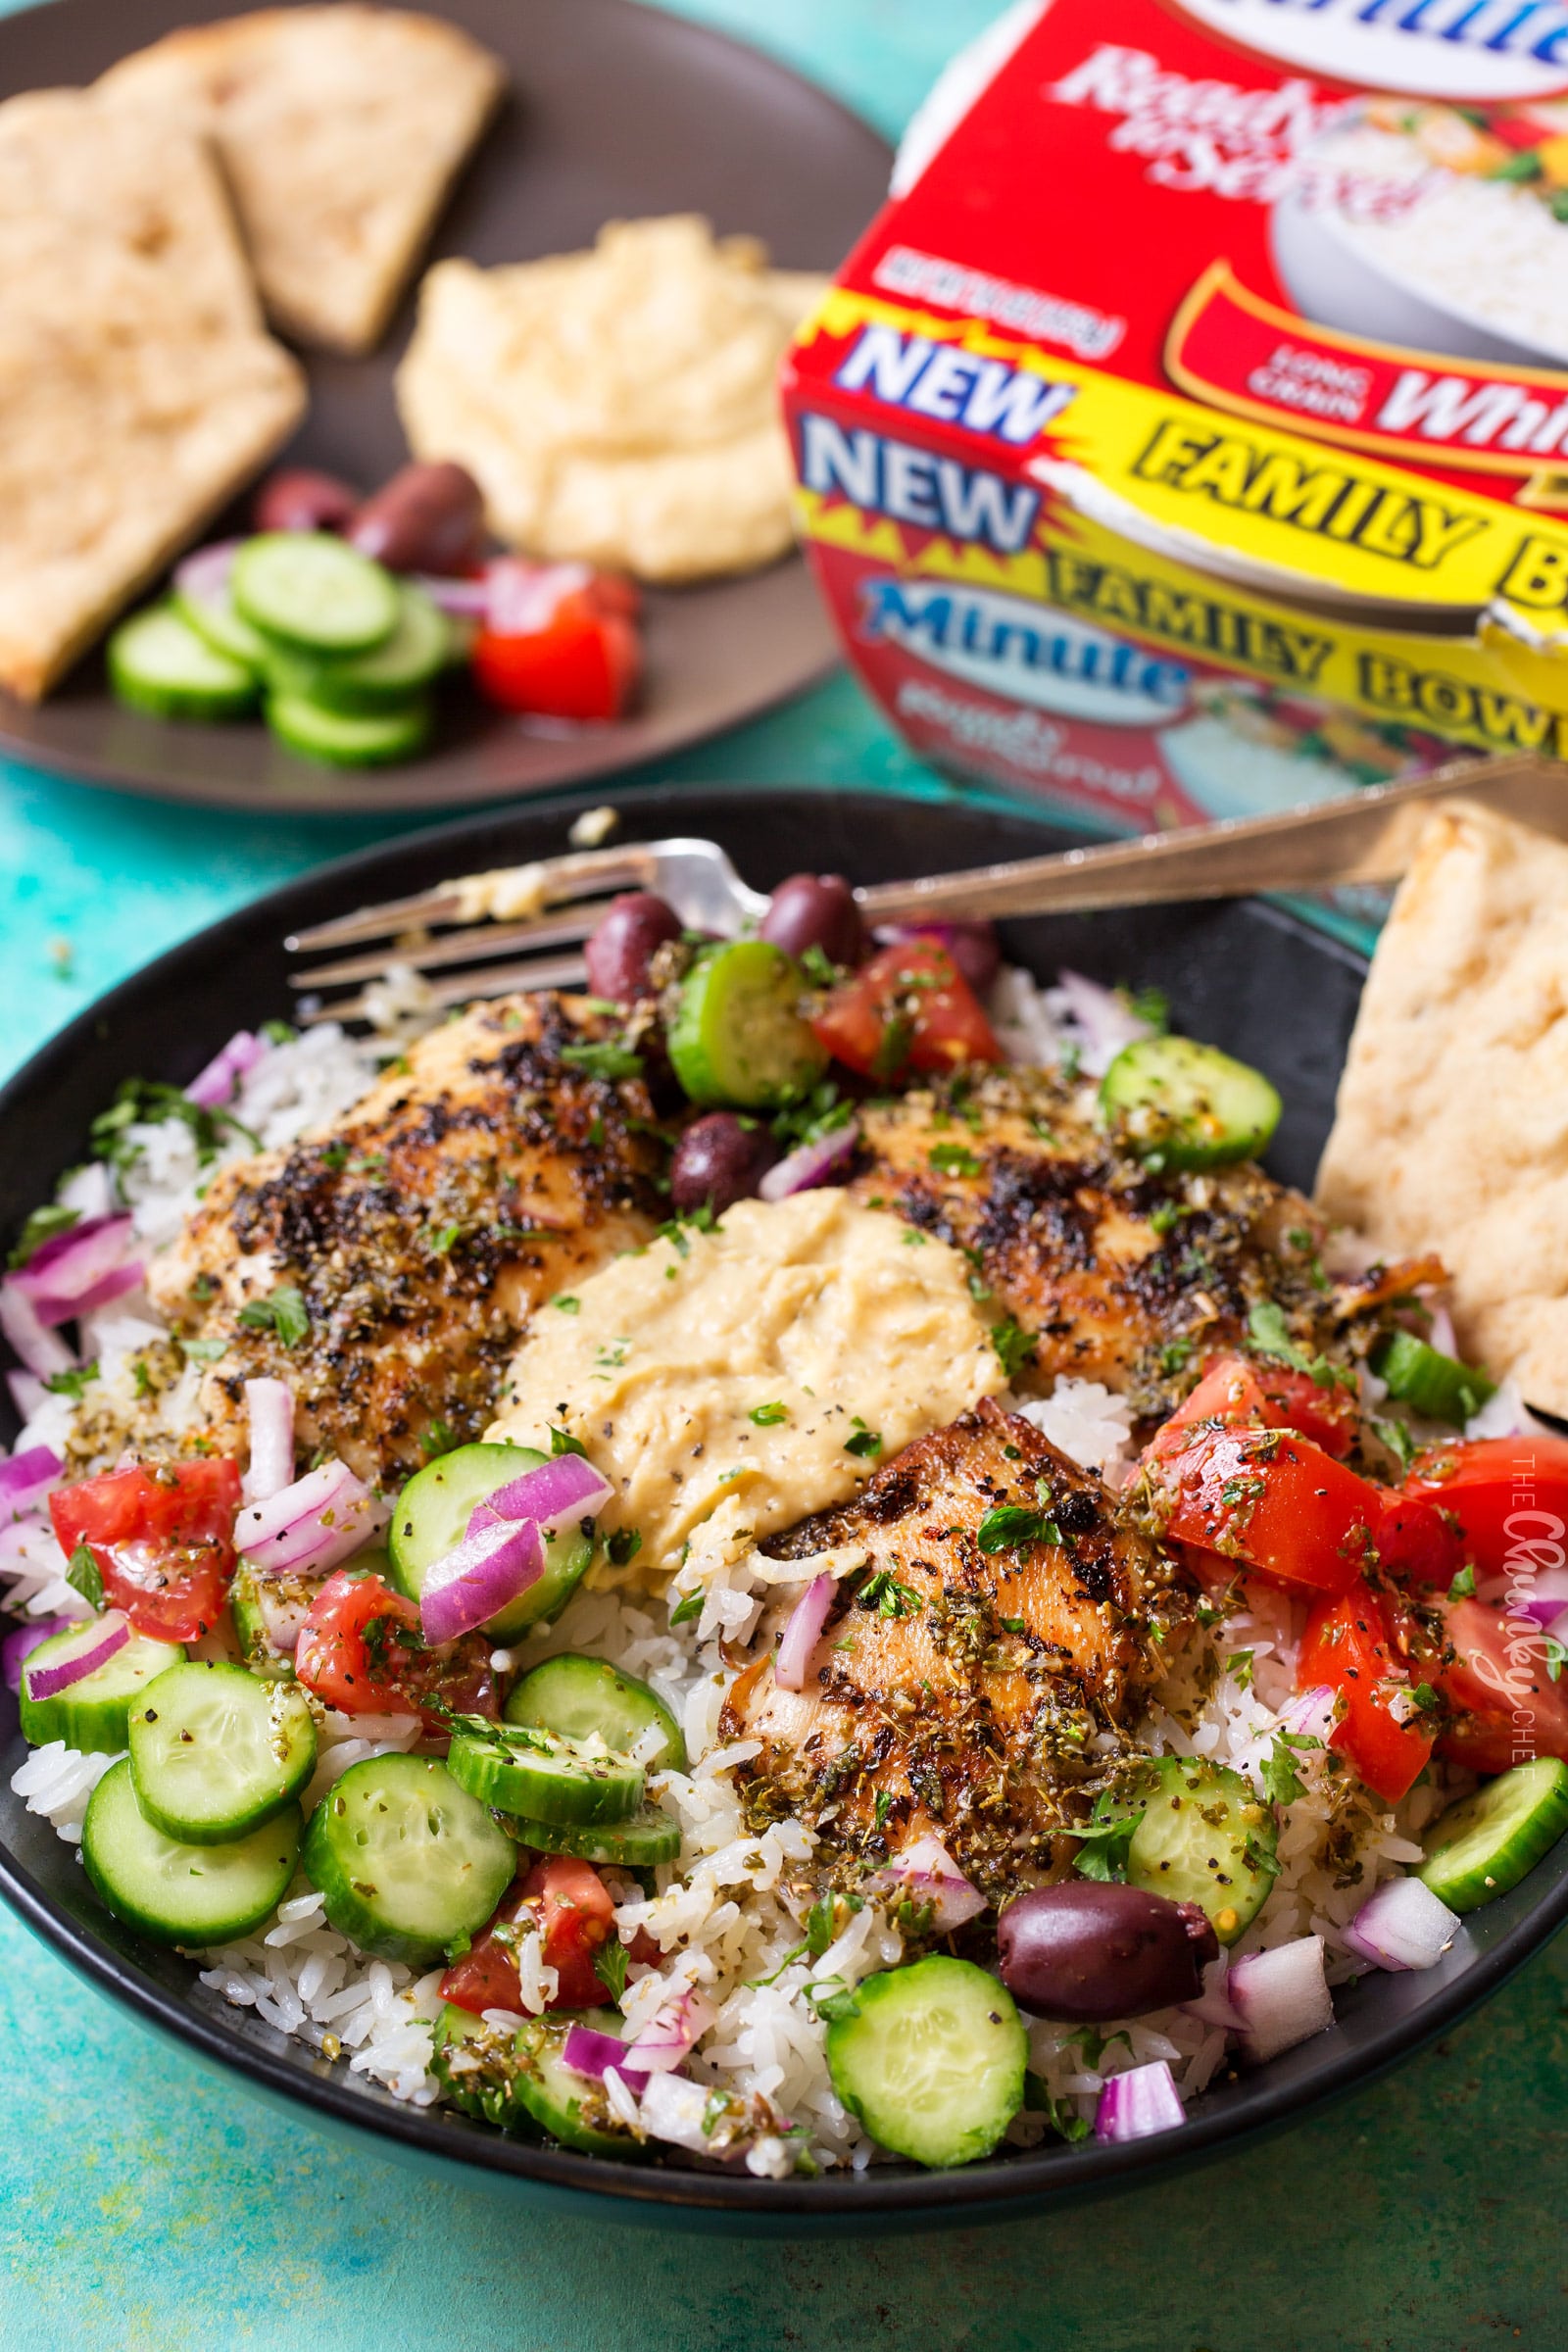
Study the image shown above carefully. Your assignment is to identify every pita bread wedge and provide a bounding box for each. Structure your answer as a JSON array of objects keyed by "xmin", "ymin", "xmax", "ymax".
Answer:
[
  {"xmin": 1316, "ymin": 800, "xmax": 1568, "ymax": 1416},
  {"xmin": 397, "ymin": 216, "xmax": 827, "ymax": 580},
  {"xmin": 0, "ymin": 87, "xmax": 305, "ymax": 704},
  {"xmin": 98, "ymin": 7, "xmax": 505, "ymax": 355}
]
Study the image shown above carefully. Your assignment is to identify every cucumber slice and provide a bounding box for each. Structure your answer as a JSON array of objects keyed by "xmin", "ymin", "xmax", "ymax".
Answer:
[
  {"xmin": 508, "ymin": 1803, "xmax": 680, "ymax": 1869},
  {"xmin": 1100, "ymin": 1035, "xmax": 1282, "ymax": 1171},
  {"xmin": 1418, "ymin": 1757, "xmax": 1568, "ymax": 1913},
  {"xmin": 1092, "ymin": 1755, "xmax": 1277, "ymax": 1943},
  {"xmin": 389, "ymin": 1444, "xmax": 594, "ymax": 1640},
  {"xmin": 268, "ymin": 584, "xmax": 453, "ymax": 712},
  {"xmin": 1372, "ymin": 1329, "xmax": 1495, "ymax": 1427},
  {"xmin": 108, "ymin": 605, "xmax": 259, "ymax": 721},
  {"xmin": 667, "ymin": 941, "xmax": 829, "ymax": 1109},
  {"xmin": 20, "ymin": 1621, "xmax": 185, "ymax": 1753},
  {"xmin": 174, "ymin": 583, "xmax": 269, "ymax": 673},
  {"xmin": 302, "ymin": 1752, "xmax": 515, "ymax": 1966},
  {"xmin": 232, "ymin": 532, "xmax": 399, "ymax": 654},
  {"xmin": 512, "ymin": 2008, "xmax": 641, "ymax": 2154},
  {"xmin": 267, "ymin": 689, "xmax": 432, "ymax": 768},
  {"xmin": 506, "ymin": 1653, "xmax": 686, "ymax": 1772},
  {"xmin": 447, "ymin": 1722, "xmax": 643, "ymax": 1828},
  {"xmin": 81, "ymin": 1759, "xmax": 301, "ymax": 1947},
  {"xmin": 433, "ymin": 2004, "xmax": 536, "ymax": 2131},
  {"xmin": 825, "ymin": 1956, "xmax": 1027, "ymax": 2169},
  {"xmin": 128, "ymin": 1661, "xmax": 316, "ymax": 1843}
]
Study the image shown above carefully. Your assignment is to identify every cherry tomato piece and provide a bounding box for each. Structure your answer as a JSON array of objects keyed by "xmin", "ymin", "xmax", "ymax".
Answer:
[
  {"xmin": 1379, "ymin": 1493, "xmax": 1464, "ymax": 1591},
  {"xmin": 1150, "ymin": 1421, "xmax": 1377, "ymax": 1599},
  {"xmin": 1298, "ymin": 1583, "xmax": 1435, "ymax": 1803},
  {"xmin": 1158, "ymin": 1354, "xmax": 1355, "ymax": 1458},
  {"xmin": 810, "ymin": 938, "xmax": 999, "ymax": 1081},
  {"xmin": 294, "ymin": 1569, "xmax": 496, "ymax": 1729},
  {"xmin": 439, "ymin": 1856, "xmax": 623, "ymax": 2016},
  {"xmin": 472, "ymin": 581, "xmax": 641, "ymax": 722},
  {"xmin": 50, "ymin": 1457, "xmax": 242, "ymax": 1642},
  {"xmin": 1434, "ymin": 1596, "xmax": 1568, "ymax": 1775},
  {"xmin": 1403, "ymin": 1437, "xmax": 1568, "ymax": 1584}
]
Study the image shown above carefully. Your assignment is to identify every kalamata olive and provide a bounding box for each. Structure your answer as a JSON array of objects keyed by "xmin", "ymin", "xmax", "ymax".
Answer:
[
  {"xmin": 584, "ymin": 892, "xmax": 683, "ymax": 1004},
  {"xmin": 893, "ymin": 919, "xmax": 1001, "ymax": 996},
  {"xmin": 669, "ymin": 1113, "xmax": 779, "ymax": 1215},
  {"xmin": 996, "ymin": 1882, "xmax": 1219, "ymax": 2022},
  {"xmin": 253, "ymin": 466, "xmax": 358, "ymax": 535},
  {"xmin": 348, "ymin": 462, "xmax": 485, "ymax": 575},
  {"xmin": 760, "ymin": 873, "xmax": 867, "ymax": 969}
]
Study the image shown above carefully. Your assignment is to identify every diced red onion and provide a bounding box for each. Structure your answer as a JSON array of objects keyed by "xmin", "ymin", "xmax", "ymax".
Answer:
[
  {"xmin": 34, "ymin": 1264, "xmax": 145, "ymax": 1325},
  {"xmin": 864, "ymin": 1834, "xmax": 987, "ymax": 1931},
  {"xmin": 624, "ymin": 1987, "xmax": 714, "ymax": 2075},
  {"xmin": 186, "ymin": 1029, "xmax": 269, "ymax": 1109},
  {"xmin": 477, "ymin": 1451, "xmax": 612, "ymax": 1539},
  {"xmin": 1094, "ymin": 2060, "xmax": 1186, "ymax": 2143},
  {"xmin": 2, "ymin": 1612, "xmax": 74, "ymax": 1692},
  {"xmin": 486, "ymin": 557, "xmax": 590, "ymax": 637},
  {"xmin": 0, "ymin": 1444, "xmax": 62, "ymax": 1517},
  {"xmin": 1344, "ymin": 1877, "xmax": 1459, "ymax": 1973},
  {"xmin": 1279, "ymin": 1685, "xmax": 1340, "ymax": 1749},
  {"xmin": 636, "ymin": 2070, "xmax": 725, "ymax": 2156},
  {"xmin": 876, "ymin": 920, "xmax": 1000, "ymax": 995},
  {"xmin": 1426, "ymin": 1300, "xmax": 1458, "ymax": 1358},
  {"xmin": 24, "ymin": 1610, "xmax": 130, "ymax": 1699},
  {"xmin": 236, "ymin": 1458, "xmax": 388, "ymax": 1578},
  {"xmin": 1180, "ymin": 1958, "xmax": 1246, "ymax": 2033},
  {"xmin": 561, "ymin": 2022, "xmax": 651, "ymax": 2095},
  {"xmin": 172, "ymin": 540, "xmax": 240, "ymax": 603},
  {"xmin": 243, "ymin": 1378, "xmax": 296, "ymax": 1503},
  {"xmin": 775, "ymin": 1573, "xmax": 834, "ymax": 1690},
  {"xmin": 0, "ymin": 1283, "xmax": 76, "ymax": 1377},
  {"xmin": 7, "ymin": 1370, "xmax": 46, "ymax": 1421},
  {"xmin": 420, "ymin": 1513, "xmax": 545, "ymax": 1645},
  {"xmin": 413, "ymin": 572, "xmax": 492, "ymax": 617},
  {"xmin": 1227, "ymin": 1936, "xmax": 1334, "ymax": 2063},
  {"xmin": 1054, "ymin": 969, "xmax": 1156, "ymax": 1079},
  {"xmin": 759, "ymin": 1122, "xmax": 859, "ymax": 1203},
  {"xmin": 12, "ymin": 1214, "xmax": 135, "ymax": 1306},
  {"xmin": 0, "ymin": 1512, "xmax": 52, "ymax": 1570}
]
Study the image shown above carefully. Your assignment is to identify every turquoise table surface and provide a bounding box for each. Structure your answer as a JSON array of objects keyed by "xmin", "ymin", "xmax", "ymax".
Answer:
[{"xmin": 3, "ymin": 5, "xmax": 1568, "ymax": 2346}]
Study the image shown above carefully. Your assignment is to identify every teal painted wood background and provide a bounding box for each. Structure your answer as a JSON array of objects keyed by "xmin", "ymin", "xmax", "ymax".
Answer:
[{"xmin": 2, "ymin": 4, "xmax": 1566, "ymax": 2345}]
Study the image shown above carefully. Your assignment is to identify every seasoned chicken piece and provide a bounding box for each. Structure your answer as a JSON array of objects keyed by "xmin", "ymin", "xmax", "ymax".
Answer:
[
  {"xmin": 724, "ymin": 1397, "xmax": 1193, "ymax": 1900},
  {"xmin": 147, "ymin": 995, "xmax": 665, "ymax": 1483},
  {"xmin": 849, "ymin": 1069, "xmax": 1328, "ymax": 1424}
]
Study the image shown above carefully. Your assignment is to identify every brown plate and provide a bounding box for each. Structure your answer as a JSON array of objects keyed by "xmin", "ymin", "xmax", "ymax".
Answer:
[{"xmin": 0, "ymin": 0, "xmax": 890, "ymax": 813}]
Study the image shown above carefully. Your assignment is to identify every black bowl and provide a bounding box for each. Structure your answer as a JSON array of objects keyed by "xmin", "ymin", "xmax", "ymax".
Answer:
[{"xmin": 3, "ymin": 783, "xmax": 1561, "ymax": 2233}]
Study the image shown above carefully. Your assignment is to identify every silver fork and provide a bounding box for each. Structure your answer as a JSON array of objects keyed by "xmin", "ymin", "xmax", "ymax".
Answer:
[{"xmin": 286, "ymin": 749, "xmax": 1568, "ymax": 1021}]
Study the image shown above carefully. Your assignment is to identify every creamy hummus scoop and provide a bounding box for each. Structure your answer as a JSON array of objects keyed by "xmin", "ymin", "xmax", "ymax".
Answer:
[{"xmin": 488, "ymin": 1190, "xmax": 1005, "ymax": 1592}]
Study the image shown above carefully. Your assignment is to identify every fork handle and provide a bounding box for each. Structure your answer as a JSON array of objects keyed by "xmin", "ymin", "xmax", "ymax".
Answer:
[{"xmin": 853, "ymin": 752, "xmax": 1568, "ymax": 924}]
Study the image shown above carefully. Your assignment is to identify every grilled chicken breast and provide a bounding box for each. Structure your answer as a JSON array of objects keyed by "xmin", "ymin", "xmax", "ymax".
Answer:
[
  {"xmin": 147, "ymin": 995, "xmax": 664, "ymax": 1483},
  {"xmin": 850, "ymin": 1069, "xmax": 1329, "ymax": 1424},
  {"xmin": 725, "ymin": 1397, "xmax": 1193, "ymax": 1900}
]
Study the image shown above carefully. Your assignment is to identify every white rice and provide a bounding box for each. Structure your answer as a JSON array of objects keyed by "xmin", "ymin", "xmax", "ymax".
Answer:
[{"xmin": 3, "ymin": 979, "xmax": 1446, "ymax": 2167}]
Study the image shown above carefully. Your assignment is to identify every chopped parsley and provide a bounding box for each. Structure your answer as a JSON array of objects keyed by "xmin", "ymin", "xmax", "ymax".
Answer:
[
  {"xmin": 422, "ymin": 1418, "xmax": 457, "ymax": 1458},
  {"xmin": 90, "ymin": 1077, "xmax": 258, "ymax": 1178},
  {"xmin": 668, "ymin": 1591, "xmax": 703, "ymax": 1626},
  {"xmin": 1149, "ymin": 1200, "xmax": 1180, "ymax": 1238},
  {"xmin": 843, "ymin": 1420, "xmax": 883, "ymax": 1460},
  {"xmin": 1448, "ymin": 1564, "xmax": 1477, "ymax": 1600},
  {"xmin": 976, "ymin": 1503, "xmax": 1059, "ymax": 1553},
  {"xmin": 178, "ymin": 1337, "xmax": 228, "ymax": 1364},
  {"xmin": 1124, "ymin": 983, "xmax": 1170, "ymax": 1033},
  {"xmin": 859, "ymin": 1567, "xmax": 919, "ymax": 1619},
  {"xmin": 236, "ymin": 1285, "xmax": 310, "ymax": 1348},
  {"xmin": 1260, "ymin": 1728, "xmax": 1319, "ymax": 1807},
  {"xmin": 560, "ymin": 1040, "xmax": 644, "ymax": 1082},
  {"xmin": 66, "ymin": 1544, "xmax": 104, "ymax": 1611},
  {"xmin": 605, "ymin": 1528, "xmax": 643, "ymax": 1569},
  {"xmin": 554, "ymin": 1295, "xmax": 581, "ymax": 1314},
  {"xmin": 592, "ymin": 1940, "xmax": 629, "ymax": 2004},
  {"xmin": 1158, "ymin": 1339, "xmax": 1194, "ymax": 1377},
  {"xmin": 749, "ymin": 1401, "xmax": 789, "ymax": 1427},
  {"xmin": 261, "ymin": 1019, "xmax": 297, "ymax": 1047},
  {"xmin": 1228, "ymin": 1647, "xmax": 1255, "ymax": 1690},
  {"xmin": 1247, "ymin": 1299, "xmax": 1348, "ymax": 1392},
  {"xmin": 805, "ymin": 1981, "xmax": 860, "ymax": 2026},
  {"xmin": 928, "ymin": 1142, "xmax": 982, "ymax": 1179},
  {"xmin": 8, "ymin": 1204, "xmax": 79, "ymax": 1269},
  {"xmin": 990, "ymin": 1317, "xmax": 1037, "ymax": 1381},
  {"xmin": 872, "ymin": 1789, "xmax": 894, "ymax": 1831},
  {"xmin": 770, "ymin": 1081, "xmax": 853, "ymax": 1151},
  {"xmin": 43, "ymin": 1360, "xmax": 99, "ymax": 1400},
  {"xmin": 549, "ymin": 1426, "xmax": 588, "ymax": 1459},
  {"xmin": 428, "ymin": 1222, "xmax": 464, "ymax": 1256},
  {"xmin": 1374, "ymin": 1416, "xmax": 1417, "ymax": 1474}
]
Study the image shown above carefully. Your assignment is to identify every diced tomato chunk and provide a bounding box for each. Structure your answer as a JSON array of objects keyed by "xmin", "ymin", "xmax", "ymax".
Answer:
[
  {"xmin": 1402, "ymin": 1437, "xmax": 1568, "ymax": 1584},
  {"xmin": 439, "ymin": 1856, "xmax": 618, "ymax": 2017},
  {"xmin": 471, "ymin": 573, "xmax": 641, "ymax": 722},
  {"xmin": 810, "ymin": 939, "xmax": 999, "ymax": 1082},
  {"xmin": 1378, "ymin": 1493, "xmax": 1464, "ymax": 1591},
  {"xmin": 1434, "ymin": 1596, "xmax": 1568, "ymax": 1775},
  {"xmin": 49, "ymin": 1456, "xmax": 242, "ymax": 1642},
  {"xmin": 1298, "ymin": 1582, "xmax": 1435, "ymax": 1804},
  {"xmin": 294, "ymin": 1568, "xmax": 497, "ymax": 1730},
  {"xmin": 1158, "ymin": 1353, "xmax": 1355, "ymax": 1458},
  {"xmin": 1150, "ymin": 1419, "xmax": 1377, "ymax": 1599}
]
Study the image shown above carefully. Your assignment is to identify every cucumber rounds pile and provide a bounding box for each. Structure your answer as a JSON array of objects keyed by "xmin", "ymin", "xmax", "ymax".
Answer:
[{"xmin": 107, "ymin": 534, "xmax": 461, "ymax": 767}]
